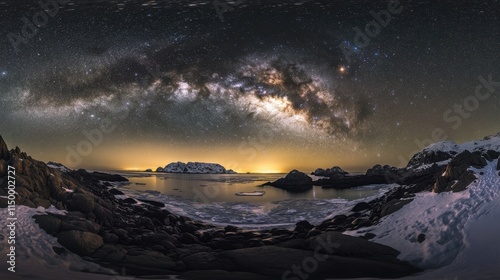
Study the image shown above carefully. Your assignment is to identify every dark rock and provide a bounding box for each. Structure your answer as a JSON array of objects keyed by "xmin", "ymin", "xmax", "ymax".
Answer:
[
  {"xmin": 417, "ymin": 234, "xmax": 426, "ymax": 243},
  {"xmin": 179, "ymin": 270, "xmax": 273, "ymax": 280},
  {"xmin": 407, "ymin": 148, "xmax": 457, "ymax": 167},
  {"xmin": 122, "ymin": 250, "xmax": 176, "ymax": 270},
  {"xmin": 109, "ymin": 188, "xmax": 124, "ymax": 195},
  {"xmin": 183, "ymin": 245, "xmax": 420, "ymax": 279},
  {"xmin": 57, "ymin": 230, "xmax": 103, "ymax": 256},
  {"xmin": 122, "ymin": 198, "xmax": 137, "ymax": 204},
  {"xmin": 305, "ymin": 229, "xmax": 322, "ymax": 238},
  {"xmin": 451, "ymin": 171, "xmax": 476, "ymax": 192},
  {"xmin": 175, "ymin": 244, "xmax": 212, "ymax": 258},
  {"xmin": 60, "ymin": 217, "xmax": 101, "ymax": 233},
  {"xmin": 311, "ymin": 166, "xmax": 348, "ymax": 177},
  {"xmin": 34, "ymin": 215, "xmax": 62, "ymax": 235},
  {"xmin": 178, "ymin": 223, "xmax": 198, "ymax": 234},
  {"xmin": 180, "ymin": 233, "xmax": 200, "ymax": 244},
  {"xmin": 52, "ymin": 246, "xmax": 66, "ymax": 255},
  {"xmin": 295, "ymin": 220, "xmax": 314, "ymax": 230},
  {"xmin": 317, "ymin": 174, "xmax": 388, "ymax": 189},
  {"xmin": 380, "ymin": 199, "xmax": 413, "ymax": 217},
  {"xmin": 363, "ymin": 233, "xmax": 377, "ymax": 240},
  {"xmin": 352, "ymin": 202, "xmax": 371, "ymax": 212},
  {"xmin": 486, "ymin": 150, "xmax": 500, "ymax": 160},
  {"xmin": 308, "ymin": 231, "xmax": 400, "ymax": 258},
  {"xmin": 0, "ymin": 135, "xmax": 9, "ymax": 161},
  {"xmin": 0, "ymin": 197, "xmax": 8, "ymax": 208},
  {"xmin": 366, "ymin": 164, "xmax": 400, "ymax": 177},
  {"xmin": 225, "ymin": 225, "xmax": 239, "ymax": 232},
  {"xmin": 138, "ymin": 199, "xmax": 165, "ymax": 208},
  {"xmin": 92, "ymin": 244, "xmax": 127, "ymax": 262},
  {"xmin": 497, "ymin": 158, "xmax": 500, "ymax": 171},
  {"xmin": 264, "ymin": 170, "xmax": 313, "ymax": 192},
  {"xmin": 68, "ymin": 192, "xmax": 95, "ymax": 213}
]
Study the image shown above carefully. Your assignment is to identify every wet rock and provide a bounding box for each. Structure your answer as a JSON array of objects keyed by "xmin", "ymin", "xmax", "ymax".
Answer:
[
  {"xmin": 109, "ymin": 188, "xmax": 124, "ymax": 195},
  {"xmin": 122, "ymin": 198, "xmax": 137, "ymax": 204},
  {"xmin": 92, "ymin": 244, "xmax": 127, "ymax": 262},
  {"xmin": 138, "ymin": 199, "xmax": 165, "ymax": 208}
]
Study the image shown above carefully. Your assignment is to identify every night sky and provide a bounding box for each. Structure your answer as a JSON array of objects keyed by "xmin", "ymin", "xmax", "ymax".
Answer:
[{"xmin": 0, "ymin": 0, "xmax": 499, "ymax": 172}]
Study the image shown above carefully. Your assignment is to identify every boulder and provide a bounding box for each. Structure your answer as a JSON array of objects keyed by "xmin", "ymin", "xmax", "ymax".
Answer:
[
  {"xmin": 307, "ymin": 231, "xmax": 400, "ymax": 258},
  {"xmin": 352, "ymin": 202, "xmax": 371, "ymax": 212},
  {"xmin": 138, "ymin": 199, "xmax": 165, "ymax": 208},
  {"xmin": 91, "ymin": 244, "xmax": 127, "ymax": 262},
  {"xmin": 123, "ymin": 250, "xmax": 176, "ymax": 269},
  {"xmin": 264, "ymin": 170, "xmax": 313, "ymax": 192},
  {"xmin": 67, "ymin": 192, "xmax": 95, "ymax": 213},
  {"xmin": 184, "ymin": 245, "xmax": 419, "ymax": 279},
  {"xmin": 57, "ymin": 230, "xmax": 103, "ymax": 256},
  {"xmin": 34, "ymin": 215, "xmax": 62, "ymax": 235},
  {"xmin": 497, "ymin": 158, "xmax": 500, "ymax": 171}
]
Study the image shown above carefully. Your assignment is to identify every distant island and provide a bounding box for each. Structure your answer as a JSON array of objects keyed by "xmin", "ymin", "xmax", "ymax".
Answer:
[{"xmin": 155, "ymin": 161, "xmax": 237, "ymax": 174}]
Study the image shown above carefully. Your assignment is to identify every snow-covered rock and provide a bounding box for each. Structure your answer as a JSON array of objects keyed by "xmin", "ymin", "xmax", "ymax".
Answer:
[
  {"xmin": 407, "ymin": 132, "xmax": 500, "ymax": 168},
  {"xmin": 156, "ymin": 162, "xmax": 236, "ymax": 174},
  {"xmin": 47, "ymin": 161, "xmax": 73, "ymax": 173},
  {"xmin": 311, "ymin": 166, "xmax": 348, "ymax": 177}
]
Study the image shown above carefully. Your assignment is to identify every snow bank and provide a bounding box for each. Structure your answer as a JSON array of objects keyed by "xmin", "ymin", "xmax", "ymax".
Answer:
[
  {"xmin": 347, "ymin": 160, "xmax": 500, "ymax": 279},
  {"xmin": 0, "ymin": 206, "xmax": 115, "ymax": 279}
]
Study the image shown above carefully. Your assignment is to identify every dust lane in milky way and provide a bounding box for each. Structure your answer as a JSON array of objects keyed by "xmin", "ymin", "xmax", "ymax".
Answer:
[{"xmin": 0, "ymin": 1, "xmax": 499, "ymax": 172}]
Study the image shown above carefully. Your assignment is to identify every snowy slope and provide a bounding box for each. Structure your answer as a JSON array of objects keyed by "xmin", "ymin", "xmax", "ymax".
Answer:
[
  {"xmin": 0, "ymin": 206, "xmax": 115, "ymax": 279},
  {"xmin": 346, "ymin": 160, "xmax": 500, "ymax": 279}
]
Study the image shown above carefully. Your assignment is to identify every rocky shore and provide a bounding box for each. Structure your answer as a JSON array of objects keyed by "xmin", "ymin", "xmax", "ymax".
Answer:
[{"xmin": 0, "ymin": 135, "xmax": 425, "ymax": 279}]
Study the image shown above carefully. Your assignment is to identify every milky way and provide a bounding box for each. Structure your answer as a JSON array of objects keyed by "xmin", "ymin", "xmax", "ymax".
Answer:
[{"xmin": 0, "ymin": 0, "xmax": 499, "ymax": 171}]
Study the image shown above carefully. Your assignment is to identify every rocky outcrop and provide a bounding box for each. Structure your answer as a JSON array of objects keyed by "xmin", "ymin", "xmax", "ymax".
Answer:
[
  {"xmin": 311, "ymin": 166, "xmax": 348, "ymax": 177},
  {"xmin": 0, "ymin": 135, "xmax": 9, "ymax": 161},
  {"xmin": 157, "ymin": 162, "xmax": 236, "ymax": 174},
  {"xmin": 183, "ymin": 239, "xmax": 419, "ymax": 279},
  {"xmin": 366, "ymin": 164, "xmax": 400, "ymax": 177},
  {"xmin": 432, "ymin": 150, "xmax": 486, "ymax": 193},
  {"xmin": 315, "ymin": 174, "xmax": 388, "ymax": 189},
  {"xmin": 263, "ymin": 170, "xmax": 313, "ymax": 192}
]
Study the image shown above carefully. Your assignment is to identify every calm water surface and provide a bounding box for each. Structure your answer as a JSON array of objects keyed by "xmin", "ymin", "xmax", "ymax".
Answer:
[{"xmin": 111, "ymin": 172, "xmax": 383, "ymax": 204}]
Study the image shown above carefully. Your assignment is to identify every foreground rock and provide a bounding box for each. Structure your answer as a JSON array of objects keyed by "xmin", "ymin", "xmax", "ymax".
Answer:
[
  {"xmin": 432, "ymin": 150, "xmax": 488, "ymax": 193},
  {"xmin": 263, "ymin": 170, "xmax": 313, "ymax": 192}
]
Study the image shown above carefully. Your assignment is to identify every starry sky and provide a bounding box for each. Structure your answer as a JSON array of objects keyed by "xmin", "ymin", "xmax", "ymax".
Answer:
[{"xmin": 0, "ymin": 0, "xmax": 499, "ymax": 173}]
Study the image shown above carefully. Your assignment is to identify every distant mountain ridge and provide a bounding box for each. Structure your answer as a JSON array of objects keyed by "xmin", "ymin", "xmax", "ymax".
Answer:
[{"xmin": 156, "ymin": 161, "xmax": 236, "ymax": 174}]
